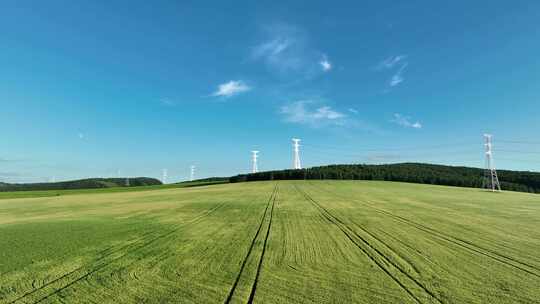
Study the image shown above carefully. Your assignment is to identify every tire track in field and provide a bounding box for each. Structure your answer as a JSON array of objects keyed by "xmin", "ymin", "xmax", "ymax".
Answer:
[
  {"xmin": 223, "ymin": 184, "xmax": 277, "ymax": 304},
  {"xmin": 294, "ymin": 184, "xmax": 444, "ymax": 304},
  {"xmin": 7, "ymin": 202, "xmax": 226, "ymax": 304},
  {"xmin": 0, "ymin": 231, "xmax": 152, "ymax": 299},
  {"xmin": 348, "ymin": 222, "xmax": 423, "ymax": 275},
  {"xmin": 246, "ymin": 186, "xmax": 277, "ymax": 304},
  {"xmin": 311, "ymin": 182, "xmax": 540, "ymax": 279},
  {"xmin": 6, "ymin": 225, "xmax": 167, "ymax": 303},
  {"xmin": 32, "ymin": 202, "xmax": 227, "ymax": 304},
  {"xmin": 367, "ymin": 206, "xmax": 540, "ymax": 278},
  {"xmin": 94, "ymin": 229, "xmax": 156, "ymax": 259},
  {"xmin": 6, "ymin": 237, "xmax": 148, "ymax": 304}
]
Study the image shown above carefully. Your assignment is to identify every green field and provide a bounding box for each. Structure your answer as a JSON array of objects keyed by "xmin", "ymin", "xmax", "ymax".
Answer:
[
  {"xmin": 0, "ymin": 180, "xmax": 227, "ymax": 200},
  {"xmin": 1, "ymin": 181, "xmax": 539, "ymax": 303}
]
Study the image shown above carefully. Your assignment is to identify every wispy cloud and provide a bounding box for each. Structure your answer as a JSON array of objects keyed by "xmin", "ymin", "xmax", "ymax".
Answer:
[
  {"xmin": 319, "ymin": 55, "xmax": 332, "ymax": 72},
  {"xmin": 377, "ymin": 55, "xmax": 407, "ymax": 70},
  {"xmin": 348, "ymin": 108, "xmax": 359, "ymax": 114},
  {"xmin": 376, "ymin": 55, "xmax": 408, "ymax": 89},
  {"xmin": 160, "ymin": 98, "xmax": 176, "ymax": 106},
  {"xmin": 280, "ymin": 100, "xmax": 346, "ymax": 127},
  {"xmin": 252, "ymin": 38, "xmax": 291, "ymax": 60},
  {"xmin": 391, "ymin": 113, "xmax": 422, "ymax": 129},
  {"xmin": 212, "ymin": 80, "xmax": 251, "ymax": 98},
  {"xmin": 389, "ymin": 62, "xmax": 408, "ymax": 87},
  {"xmin": 251, "ymin": 23, "xmax": 330, "ymax": 78},
  {"xmin": 251, "ymin": 24, "xmax": 302, "ymax": 73}
]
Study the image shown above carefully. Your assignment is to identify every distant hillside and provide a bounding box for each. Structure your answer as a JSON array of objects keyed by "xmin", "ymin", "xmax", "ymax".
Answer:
[
  {"xmin": 230, "ymin": 163, "xmax": 540, "ymax": 194},
  {"xmin": 0, "ymin": 177, "xmax": 162, "ymax": 192}
]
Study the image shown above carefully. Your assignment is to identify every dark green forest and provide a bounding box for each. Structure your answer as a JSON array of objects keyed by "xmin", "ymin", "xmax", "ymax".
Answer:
[
  {"xmin": 0, "ymin": 177, "xmax": 162, "ymax": 192},
  {"xmin": 230, "ymin": 163, "xmax": 540, "ymax": 194}
]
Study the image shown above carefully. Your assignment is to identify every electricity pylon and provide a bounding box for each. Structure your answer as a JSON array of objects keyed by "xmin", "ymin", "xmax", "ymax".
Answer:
[
  {"xmin": 251, "ymin": 151, "xmax": 259, "ymax": 173},
  {"xmin": 483, "ymin": 134, "xmax": 501, "ymax": 192},
  {"xmin": 190, "ymin": 165, "xmax": 195, "ymax": 181},
  {"xmin": 292, "ymin": 138, "xmax": 302, "ymax": 169},
  {"xmin": 162, "ymin": 168, "xmax": 168, "ymax": 184}
]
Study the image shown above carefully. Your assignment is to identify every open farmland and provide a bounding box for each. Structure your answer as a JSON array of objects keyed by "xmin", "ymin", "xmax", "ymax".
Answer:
[{"xmin": 1, "ymin": 181, "xmax": 539, "ymax": 303}]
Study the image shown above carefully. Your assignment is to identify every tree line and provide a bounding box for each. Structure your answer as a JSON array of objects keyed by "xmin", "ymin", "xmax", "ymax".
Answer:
[
  {"xmin": 0, "ymin": 177, "xmax": 162, "ymax": 192},
  {"xmin": 229, "ymin": 163, "xmax": 540, "ymax": 194}
]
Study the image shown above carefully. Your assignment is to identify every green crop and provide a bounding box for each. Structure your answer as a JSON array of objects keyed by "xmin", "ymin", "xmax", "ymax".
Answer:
[{"xmin": 1, "ymin": 181, "xmax": 538, "ymax": 303}]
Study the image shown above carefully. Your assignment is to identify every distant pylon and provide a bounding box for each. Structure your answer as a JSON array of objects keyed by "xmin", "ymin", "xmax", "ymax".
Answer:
[
  {"xmin": 251, "ymin": 151, "xmax": 259, "ymax": 173},
  {"xmin": 292, "ymin": 138, "xmax": 302, "ymax": 169},
  {"xmin": 483, "ymin": 134, "xmax": 501, "ymax": 192},
  {"xmin": 190, "ymin": 165, "xmax": 195, "ymax": 181},
  {"xmin": 162, "ymin": 168, "xmax": 168, "ymax": 184}
]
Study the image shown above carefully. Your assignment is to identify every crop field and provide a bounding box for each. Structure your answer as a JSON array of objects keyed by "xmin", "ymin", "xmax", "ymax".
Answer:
[{"xmin": 0, "ymin": 181, "xmax": 539, "ymax": 304}]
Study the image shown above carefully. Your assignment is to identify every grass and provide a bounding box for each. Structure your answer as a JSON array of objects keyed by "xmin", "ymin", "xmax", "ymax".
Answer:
[{"xmin": 0, "ymin": 181, "xmax": 539, "ymax": 303}]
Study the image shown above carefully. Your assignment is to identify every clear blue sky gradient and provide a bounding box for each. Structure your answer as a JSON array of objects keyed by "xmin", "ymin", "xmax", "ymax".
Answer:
[{"xmin": 2, "ymin": 1, "xmax": 540, "ymax": 182}]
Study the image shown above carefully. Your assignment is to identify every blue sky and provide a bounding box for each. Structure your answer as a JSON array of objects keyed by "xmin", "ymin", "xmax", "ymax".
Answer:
[{"xmin": 1, "ymin": 1, "xmax": 540, "ymax": 183}]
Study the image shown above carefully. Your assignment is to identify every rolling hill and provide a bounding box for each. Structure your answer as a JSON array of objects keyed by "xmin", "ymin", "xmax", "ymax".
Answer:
[
  {"xmin": 0, "ymin": 177, "xmax": 162, "ymax": 192},
  {"xmin": 231, "ymin": 163, "xmax": 540, "ymax": 194}
]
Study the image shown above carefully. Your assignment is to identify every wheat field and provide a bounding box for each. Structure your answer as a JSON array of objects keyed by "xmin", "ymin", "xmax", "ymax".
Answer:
[{"xmin": 1, "ymin": 181, "xmax": 539, "ymax": 303}]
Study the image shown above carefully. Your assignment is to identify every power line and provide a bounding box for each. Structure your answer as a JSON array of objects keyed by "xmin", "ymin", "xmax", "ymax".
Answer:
[
  {"xmin": 302, "ymin": 141, "xmax": 477, "ymax": 153},
  {"xmin": 498, "ymin": 140, "xmax": 540, "ymax": 145},
  {"xmin": 496, "ymin": 157, "xmax": 540, "ymax": 164},
  {"xmin": 496, "ymin": 149, "xmax": 540, "ymax": 155},
  {"xmin": 303, "ymin": 146, "xmax": 480, "ymax": 160}
]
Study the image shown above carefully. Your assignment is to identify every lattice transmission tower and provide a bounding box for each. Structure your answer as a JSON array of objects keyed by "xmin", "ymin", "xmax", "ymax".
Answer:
[
  {"xmin": 292, "ymin": 138, "xmax": 302, "ymax": 169},
  {"xmin": 190, "ymin": 165, "xmax": 195, "ymax": 181},
  {"xmin": 483, "ymin": 134, "xmax": 501, "ymax": 192},
  {"xmin": 162, "ymin": 168, "xmax": 168, "ymax": 184},
  {"xmin": 251, "ymin": 151, "xmax": 259, "ymax": 173}
]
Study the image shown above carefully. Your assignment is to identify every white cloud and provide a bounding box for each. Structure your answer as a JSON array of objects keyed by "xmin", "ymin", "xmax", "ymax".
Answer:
[
  {"xmin": 160, "ymin": 98, "xmax": 176, "ymax": 106},
  {"xmin": 348, "ymin": 108, "xmax": 359, "ymax": 114},
  {"xmin": 377, "ymin": 55, "xmax": 407, "ymax": 70},
  {"xmin": 280, "ymin": 100, "xmax": 346, "ymax": 127},
  {"xmin": 251, "ymin": 23, "xmax": 329, "ymax": 78},
  {"xmin": 391, "ymin": 113, "xmax": 422, "ymax": 129},
  {"xmin": 411, "ymin": 122, "xmax": 422, "ymax": 128},
  {"xmin": 389, "ymin": 62, "xmax": 408, "ymax": 87},
  {"xmin": 390, "ymin": 75, "xmax": 403, "ymax": 87},
  {"xmin": 376, "ymin": 55, "xmax": 408, "ymax": 89},
  {"xmin": 212, "ymin": 80, "xmax": 251, "ymax": 98},
  {"xmin": 320, "ymin": 56, "xmax": 332, "ymax": 72},
  {"xmin": 252, "ymin": 38, "xmax": 291, "ymax": 59},
  {"xmin": 251, "ymin": 25, "xmax": 304, "ymax": 73},
  {"xmin": 313, "ymin": 106, "xmax": 344, "ymax": 120}
]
